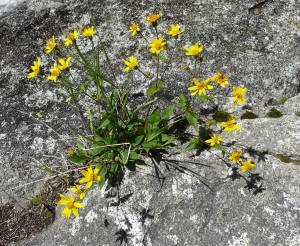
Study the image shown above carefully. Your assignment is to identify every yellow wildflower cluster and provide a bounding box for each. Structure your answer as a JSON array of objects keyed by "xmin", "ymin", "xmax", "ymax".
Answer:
[
  {"xmin": 56, "ymin": 166, "xmax": 101, "ymax": 220},
  {"xmin": 27, "ymin": 26, "xmax": 95, "ymax": 81},
  {"xmin": 228, "ymin": 150, "xmax": 256, "ymax": 173}
]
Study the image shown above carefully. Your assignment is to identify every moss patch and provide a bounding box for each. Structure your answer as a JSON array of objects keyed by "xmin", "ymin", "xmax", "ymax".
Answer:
[
  {"xmin": 267, "ymin": 107, "xmax": 283, "ymax": 118},
  {"xmin": 241, "ymin": 111, "xmax": 258, "ymax": 119},
  {"xmin": 212, "ymin": 111, "xmax": 231, "ymax": 122},
  {"xmin": 273, "ymin": 154, "xmax": 293, "ymax": 163}
]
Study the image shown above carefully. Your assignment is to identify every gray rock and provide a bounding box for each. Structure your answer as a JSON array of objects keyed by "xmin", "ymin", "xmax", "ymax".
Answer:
[{"xmin": 1, "ymin": 0, "xmax": 299, "ymax": 245}]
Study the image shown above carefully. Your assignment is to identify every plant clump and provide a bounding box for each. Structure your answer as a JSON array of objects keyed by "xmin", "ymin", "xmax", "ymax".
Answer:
[{"xmin": 25, "ymin": 7, "xmax": 262, "ymax": 222}]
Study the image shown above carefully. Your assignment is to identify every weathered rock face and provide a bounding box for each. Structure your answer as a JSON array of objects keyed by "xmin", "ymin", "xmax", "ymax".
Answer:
[{"xmin": 1, "ymin": 0, "xmax": 300, "ymax": 245}]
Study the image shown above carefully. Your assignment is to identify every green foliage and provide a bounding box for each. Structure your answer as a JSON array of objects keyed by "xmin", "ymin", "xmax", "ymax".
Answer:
[
  {"xmin": 179, "ymin": 94, "xmax": 198, "ymax": 129},
  {"xmin": 240, "ymin": 111, "xmax": 258, "ymax": 119},
  {"xmin": 213, "ymin": 111, "xmax": 231, "ymax": 122},
  {"xmin": 267, "ymin": 107, "xmax": 283, "ymax": 118}
]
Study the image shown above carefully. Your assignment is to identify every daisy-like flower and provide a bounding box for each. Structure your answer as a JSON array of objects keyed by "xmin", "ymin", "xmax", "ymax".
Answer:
[
  {"xmin": 123, "ymin": 55, "xmax": 139, "ymax": 72},
  {"xmin": 210, "ymin": 70, "xmax": 229, "ymax": 87},
  {"xmin": 80, "ymin": 26, "xmax": 95, "ymax": 37},
  {"xmin": 167, "ymin": 24, "xmax": 184, "ymax": 37},
  {"xmin": 44, "ymin": 36, "xmax": 59, "ymax": 53},
  {"xmin": 79, "ymin": 166, "xmax": 101, "ymax": 189},
  {"xmin": 186, "ymin": 43, "xmax": 203, "ymax": 57},
  {"xmin": 240, "ymin": 159, "xmax": 256, "ymax": 173},
  {"xmin": 57, "ymin": 57, "xmax": 72, "ymax": 70},
  {"xmin": 27, "ymin": 58, "xmax": 40, "ymax": 78},
  {"xmin": 63, "ymin": 29, "xmax": 79, "ymax": 46},
  {"xmin": 46, "ymin": 63, "xmax": 60, "ymax": 82},
  {"xmin": 205, "ymin": 133, "xmax": 223, "ymax": 146},
  {"xmin": 188, "ymin": 78, "xmax": 213, "ymax": 96},
  {"xmin": 68, "ymin": 184, "xmax": 85, "ymax": 200},
  {"xmin": 128, "ymin": 22, "xmax": 140, "ymax": 37},
  {"xmin": 150, "ymin": 37, "xmax": 166, "ymax": 54},
  {"xmin": 233, "ymin": 86, "xmax": 247, "ymax": 107},
  {"xmin": 220, "ymin": 117, "xmax": 242, "ymax": 133},
  {"xmin": 229, "ymin": 150, "xmax": 242, "ymax": 163},
  {"xmin": 56, "ymin": 194, "xmax": 84, "ymax": 220},
  {"xmin": 145, "ymin": 13, "xmax": 163, "ymax": 23}
]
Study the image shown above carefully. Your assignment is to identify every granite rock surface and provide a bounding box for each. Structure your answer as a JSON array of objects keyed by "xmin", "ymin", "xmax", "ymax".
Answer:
[{"xmin": 1, "ymin": 0, "xmax": 299, "ymax": 245}]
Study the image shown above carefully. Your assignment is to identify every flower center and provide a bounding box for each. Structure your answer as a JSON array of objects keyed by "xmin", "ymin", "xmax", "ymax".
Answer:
[
  {"xmin": 52, "ymin": 70, "xmax": 59, "ymax": 77},
  {"xmin": 155, "ymin": 43, "xmax": 162, "ymax": 50},
  {"xmin": 90, "ymin": 173, "xmax": 96, "ymax": 181},
  {"xmin": 68, "ymin": 34, "xmax": 75, "ymax": 40},
  {"xmin": 67, "ymin": 201, "xmax": 75, "ymax": 209},
  {"xmin": 227, "ymin": 122, "xmax": 234, "ymax": 128}
]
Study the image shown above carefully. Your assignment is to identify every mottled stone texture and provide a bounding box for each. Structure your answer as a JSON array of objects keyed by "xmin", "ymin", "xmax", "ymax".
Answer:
[{"xmin": 1, "ymin": 0, "xmax": 299, "ymax": 245}]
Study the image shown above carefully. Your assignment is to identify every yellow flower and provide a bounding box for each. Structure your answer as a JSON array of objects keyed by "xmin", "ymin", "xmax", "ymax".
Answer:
[
  {"xmin": 66, "ymin": 97, "xmax": 72, "ymax": 102},
  {"xmin": 150, "ymin": 37, "xmax": 167, "ymax": 54},
  {"xmin": 57, "ymin": 57, "xmax": 72, "ymax": 70},
  {"xmin": 44, "ymin": 36, "xmax": 59, "ymax": 53},
  {"xmin": 229, "ymin": 150, "xmax": 242, "ymax": 163},
  {"xmin": 128, "ymin": 22, "xmax": 140, "ymax": 37},
  {"xmin": 205, "ymin": 133, "xmax": 223, "ymax": 146},
  {"xmin": 188, "ymin": 78, "xmax": 213, "ymax": 96},
  {"xmin": 68, "ymin": 148, "xmax": 75, "ymax": 155},
  {"xmin": 167, "ymin": 24, "xmax": 184, "ymax": 37},
  {"xmin": 37, "ymin": 113, "xmax": 42, "ymax": 118},
  {"xmin": 233, "ymin": 86, "xmax": 247, "ymax": 107},
  {"xmin": 185, "ymin": 43, "xmax": 203, "ymax": 56},
  {"xmin": 63, "ymin": 29, "xmax": 79, "ymax": 46},
  {"xmin": 46, "ymin": 64, "xmax": 60, "ymax": 82},
  {"xmin": 210, "ymin": 70, "xmax": 229, "ymax": 87},
  {"xmin": 68, "ymin": 184, "xmax": 85, "ymax": 200},
  {"xmin": 220, "ymin": 117, "xmax": 242, "ymax": 133},
  {"xmin": 240, "ymin": 159, "xmax": 256, "ymax": 173},
  {"xmin": 56, "ymin": 194, "xmax": 84, "ymax": 220},
  {"xmin": 79, "ymin": 166, "xmax": 101, "ymax": 189},
  {"xmin": 205, "ymin": 121, "xmax": 211, "ymax": 126},
  {"xmin": 145, "ymin": 13, "xmax": 163, "ymax": 23},
  {"xmin": 80, "ymin": 26, "xmax": 95, "ymax": 37},
  {"xmin": 123, "ymin": 55, "xmax": 139, "ymax": 72},
  {"xmin": 27, "ymin": 58, "xmax": 40, "ymax": 78}
]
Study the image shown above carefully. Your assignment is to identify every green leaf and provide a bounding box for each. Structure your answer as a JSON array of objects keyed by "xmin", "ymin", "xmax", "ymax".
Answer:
[
  {"xmin": 155, "ymin": 80, "xmax": 165, "ymax": 90},
  {"xmin": 129, "ymin": 151, "xmax": 139, "ymax": 160},
  {"xmin": 161, "ymin": 105, "xmax": 174, "ymax": 120},
  {"xmin": 76, "ymin": 140, "xmax": 84, "ymax": 149},
  {"xmin": 179, "ymin": 93, "xmax": 192, "ymax": 110},
  {"xmin": 132, "ymin": 135, "xmax": 144, "ymax": 146},
  {"xmin": 159, "ymin": 56, "xmax": 167, "ymax": 62},
  {"xmin": 147, "ymin": 126, "xmax": 167, "ymax": 142},
  {"xmin": 152, "ymin": 54, "xmax": 158, "ymax": 59},
  {"xmin": 196, "ymin": 94, "xmax": 208, "ymax": 102},
  {"xmin": 185, "ymin": 111, "xmax": 198, "ymax": 130},
  {"xmin": 119, "ymin": 149, "xmax": 129, "ymax": 164},
  {"xmin": 185, "ymin": 139, "xmax": 200, "ymax": 151},
  {"xmin": 98, "ymin": 115, "xmax": 111, "ymax": 129},
  {"xmin": 133, "ymin": 98, "xmax": 159, "ymax": 114},
  {"xmin": 214, "ymin": 144, "xmax": 222, "ymax": 150},
  {"xmin": 68, "ymin": 155, "xmax": 85, "ymax": 163},
  {"xmin": 109, "ymin": 162, "xmax": 118, "ymax": 177},
  {"xmin": 148, "ymin": 108, "xmax": 160, "ymax": 128},
  {"xmin": 147, "ymin": 86, "xmax": 157, "ymax": 100},
  {"xmin": 278, "ymin": 97, "xmax": 287, "ymax": 105}
]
